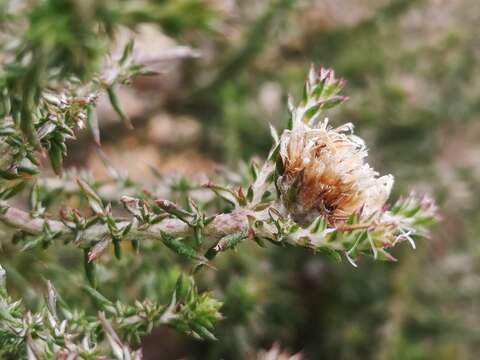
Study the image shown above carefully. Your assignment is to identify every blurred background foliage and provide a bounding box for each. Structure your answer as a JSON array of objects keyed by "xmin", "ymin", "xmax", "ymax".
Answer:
[{"xmin": 2, "ymin": 0, "xmax": 480, "ymax": 359}]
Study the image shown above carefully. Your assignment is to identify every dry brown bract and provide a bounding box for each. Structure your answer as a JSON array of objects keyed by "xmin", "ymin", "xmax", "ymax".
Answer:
[{"xmin": 278, "ymin": 119, "xmax": 393, "ymax": 225}]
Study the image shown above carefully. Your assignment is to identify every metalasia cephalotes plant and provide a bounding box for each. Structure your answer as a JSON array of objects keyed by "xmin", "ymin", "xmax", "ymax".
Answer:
[{"xmin": 0, "ymin": 1, "xmax": 437, "ymax": 357}]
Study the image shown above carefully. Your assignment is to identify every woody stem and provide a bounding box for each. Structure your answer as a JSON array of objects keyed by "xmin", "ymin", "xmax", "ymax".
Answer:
[{"xmin": 0, "ymin": 201, "xmax": 252, "ymax": 246}]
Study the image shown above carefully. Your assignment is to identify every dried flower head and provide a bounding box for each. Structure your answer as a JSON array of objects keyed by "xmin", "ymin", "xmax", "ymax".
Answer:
[{"xmin": 278, "ymin": 66, "xmax": 393, "ymax": 225}]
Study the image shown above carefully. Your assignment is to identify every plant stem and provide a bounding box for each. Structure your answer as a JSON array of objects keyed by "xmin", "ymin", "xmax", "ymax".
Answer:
[{"xmin": 0, "ymin": 201, "xmax": 251, "ymax": 245}]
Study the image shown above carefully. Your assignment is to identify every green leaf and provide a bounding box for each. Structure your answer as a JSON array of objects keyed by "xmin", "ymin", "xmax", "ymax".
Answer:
[
  {"xmin": 77, "ymin": 178, "xmax": 104, "ymax": 215},
  {"xmin": 0, "ymin": 181, "xmax": 27, "ymax": 200},
  {"xmin": 249, "ymin": 161, "xmax": 259, "ymax": 181},
  {"xmin": 156, "ymin": 199, "xmax": 194, "ymax": 223},
  {"xmin": 107, "ymin": 85, "xmax": 133, "ymax": 130},
  {"xmin": 113, "ymin": 239, "xmax": 122, "ymax": 260},
  {"xmin": 308, "ymin": 216, "xmax": 327, "ymax": 233},
  {"xmin": 214, "ymin": 231, "xmax": 247, "ymax": 252},
  {"xmin": 375, "ymin": 248, "xmax": 398, "ymax": 262},
  {"xmin": 87, "ymin": 104, "xmax": 100, "ymax": 145},
  {"xmin": 48, "ymin": 141, "xmax": 64, "ymax": 176},
  {"xmin": 320, "ymin": 95, "xmax": 347, "ymax": 110},
  {"xmin": 119, "ymin": 39, "xmax": 134, "ymax": 66},
  {"xmin": 20, "ymin": 103, "xmax": 39, "ymax": 149},
  {"xmin": 304, "ymin": 104, "xmax": 320, "ymax": 120},
  {"xmin": 316, "ymin": 246, "xmax": 342, "ymax": 263},
  {"xmin": 82, "ymin": 283, "xmax": 113, "ymax": 306},
  {"xmin": 160, "ymin": 231, "xmax": 206, "ymax": 262},
  {"xmin": 84, "ymin": 249, "xmax": 97, "ymax": 288},
  {"xmin": 0, "ymin": 170, "xmax": 20, "ymax": 180},
  {"xmin": 131, "ymin": 239, "xmax": 140, "ymax": 253}
]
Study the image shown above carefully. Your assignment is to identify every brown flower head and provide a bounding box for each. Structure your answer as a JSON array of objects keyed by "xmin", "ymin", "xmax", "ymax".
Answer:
[{"xmin": 278, "ymin": 67, "xmax": 393, "ymax": 225}]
